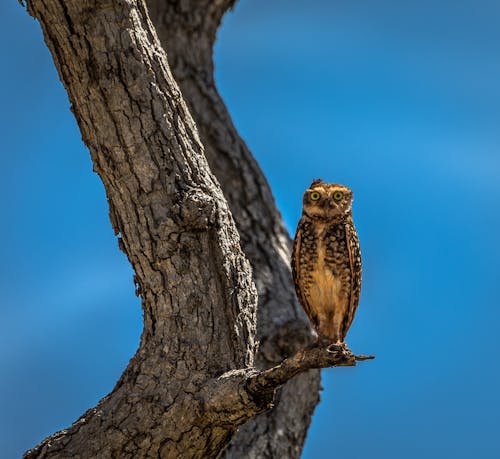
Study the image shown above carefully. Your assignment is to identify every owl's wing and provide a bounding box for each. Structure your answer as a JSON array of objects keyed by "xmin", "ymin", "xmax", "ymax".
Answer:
[
  {"xmin": 344, "ymin": 216, "xmax": 362, "ymax": 337},
  {"xmin": 292, "ymin": 219, "xmax": 319, "ymax": 328}
]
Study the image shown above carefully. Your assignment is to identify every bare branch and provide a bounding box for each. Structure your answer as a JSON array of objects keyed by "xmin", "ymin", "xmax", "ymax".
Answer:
[
  {"xmin": 247, "ymin": 345, "xmax": 374, "ymax": 398},
  {"xmin": 202, "ymin": 345, "xmax": 374, "ymax": 426}
]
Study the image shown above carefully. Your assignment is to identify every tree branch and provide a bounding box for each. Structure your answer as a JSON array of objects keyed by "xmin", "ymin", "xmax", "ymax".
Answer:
[
  {"xmin": 248, "ymin": 345, "xmax": 374, "ymax": 398},
  {"xmin": 202, "ymin": 345, "xmax": 374, "ymax": 427}
]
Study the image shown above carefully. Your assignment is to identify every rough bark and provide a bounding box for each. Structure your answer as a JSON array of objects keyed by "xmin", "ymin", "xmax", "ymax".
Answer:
[
  {"xmin": 21, "ymin": 0, "xmax": 373, "ymax": 458},
  {"xmin": 145, "ymin": 1, "xmax": 322, "ymax": 457}
]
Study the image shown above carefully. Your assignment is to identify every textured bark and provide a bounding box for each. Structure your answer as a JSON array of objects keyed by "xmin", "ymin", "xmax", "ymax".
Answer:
[
  {"xmin": 24, "ymin": 0, "xmax": 259, "ymax": 456},
  {"xmin": 145, "ymin": 1, "xmax": 322, "ymax": 457},
  {"xmin": 21, "ymin": 0, "xmax": 373, "ymax": 458}
]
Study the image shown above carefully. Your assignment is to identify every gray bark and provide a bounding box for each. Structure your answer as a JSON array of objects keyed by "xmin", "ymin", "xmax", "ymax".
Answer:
[{"xmin": 21, "ymin": 1, "xmax": 371, "ymax": 458}]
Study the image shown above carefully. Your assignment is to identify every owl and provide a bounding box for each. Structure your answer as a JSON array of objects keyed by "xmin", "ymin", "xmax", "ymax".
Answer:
[{"xmin": 292, "ymin": 179, "xmax": 362, "ymax": 344}]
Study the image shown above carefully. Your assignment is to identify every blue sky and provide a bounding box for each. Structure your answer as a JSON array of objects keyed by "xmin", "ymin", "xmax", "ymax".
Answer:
[{"xmin": 1, "ymin": 1, "xmax": 499, "ymax": 458}]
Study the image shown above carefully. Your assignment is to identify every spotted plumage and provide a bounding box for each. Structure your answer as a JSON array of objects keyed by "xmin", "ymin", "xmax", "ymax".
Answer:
[{"xmin": 292, "ymin": 179, "xmax": 362, "ymax": 343}]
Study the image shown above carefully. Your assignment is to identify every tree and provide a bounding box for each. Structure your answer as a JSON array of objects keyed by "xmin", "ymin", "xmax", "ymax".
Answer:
[{"xmin": 22, "ymin": 1, "xmax": 372, "ymax": 457}]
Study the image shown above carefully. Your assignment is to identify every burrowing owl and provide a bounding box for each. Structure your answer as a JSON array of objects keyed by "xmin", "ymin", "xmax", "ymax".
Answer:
[{"xmin": 292, "ymin": 179, "xmax": 362, "ymax": 344}]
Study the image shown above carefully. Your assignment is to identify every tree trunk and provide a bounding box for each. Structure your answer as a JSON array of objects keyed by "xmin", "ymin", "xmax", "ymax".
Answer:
[
  {"xmin": 144, "ymin": 1, "xmax": 322, "ymax": 457},
  {"xmin": 22, "ymin": 1, "xmax": 370, "ymax": 458}
]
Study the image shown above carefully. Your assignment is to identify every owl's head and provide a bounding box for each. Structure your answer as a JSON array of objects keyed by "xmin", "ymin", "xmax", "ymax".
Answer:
[{"xmin": 302, "ymin": 178, "xmax": 353, "ymax": 221}]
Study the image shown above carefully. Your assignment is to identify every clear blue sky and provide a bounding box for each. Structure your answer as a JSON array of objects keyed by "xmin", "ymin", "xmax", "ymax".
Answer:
[{"xmin": 1, "ymin": 1, "xmax": 499, "ymax": 458}]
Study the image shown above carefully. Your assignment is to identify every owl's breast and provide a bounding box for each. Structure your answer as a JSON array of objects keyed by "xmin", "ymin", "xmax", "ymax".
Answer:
[{"xmin": 306, "ymin": 239, "xmax": 345, "ymax": 313}]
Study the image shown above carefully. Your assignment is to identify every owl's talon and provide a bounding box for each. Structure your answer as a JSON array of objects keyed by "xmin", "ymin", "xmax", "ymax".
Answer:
[{"xmin": 326, "ymin": 343, "xmax": 344, "ymax": 353}]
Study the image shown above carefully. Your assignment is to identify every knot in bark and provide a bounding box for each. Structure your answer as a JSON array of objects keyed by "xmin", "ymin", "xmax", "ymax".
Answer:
[{"xmin": 176, "ymin": 189, "xmax": 217, "ymax": 230}]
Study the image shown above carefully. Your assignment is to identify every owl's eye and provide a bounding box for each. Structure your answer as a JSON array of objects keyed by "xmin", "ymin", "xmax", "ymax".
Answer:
[
  {"xmin": 310, "ymin": 191, "xmax": 321, "ymax": 201},
  {"xmin": 333, "ymin": 191, "xmax": 343, "ymax": 201}
]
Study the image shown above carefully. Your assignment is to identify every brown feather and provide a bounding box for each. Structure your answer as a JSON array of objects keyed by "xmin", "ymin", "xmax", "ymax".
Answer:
[
  {"xmin": 341, "ymin": 216, "xmax": 362, "ymax": 341},
  {"xmin": 292, "ymin": 219, "xmax": 319, "ymax": 328}
]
